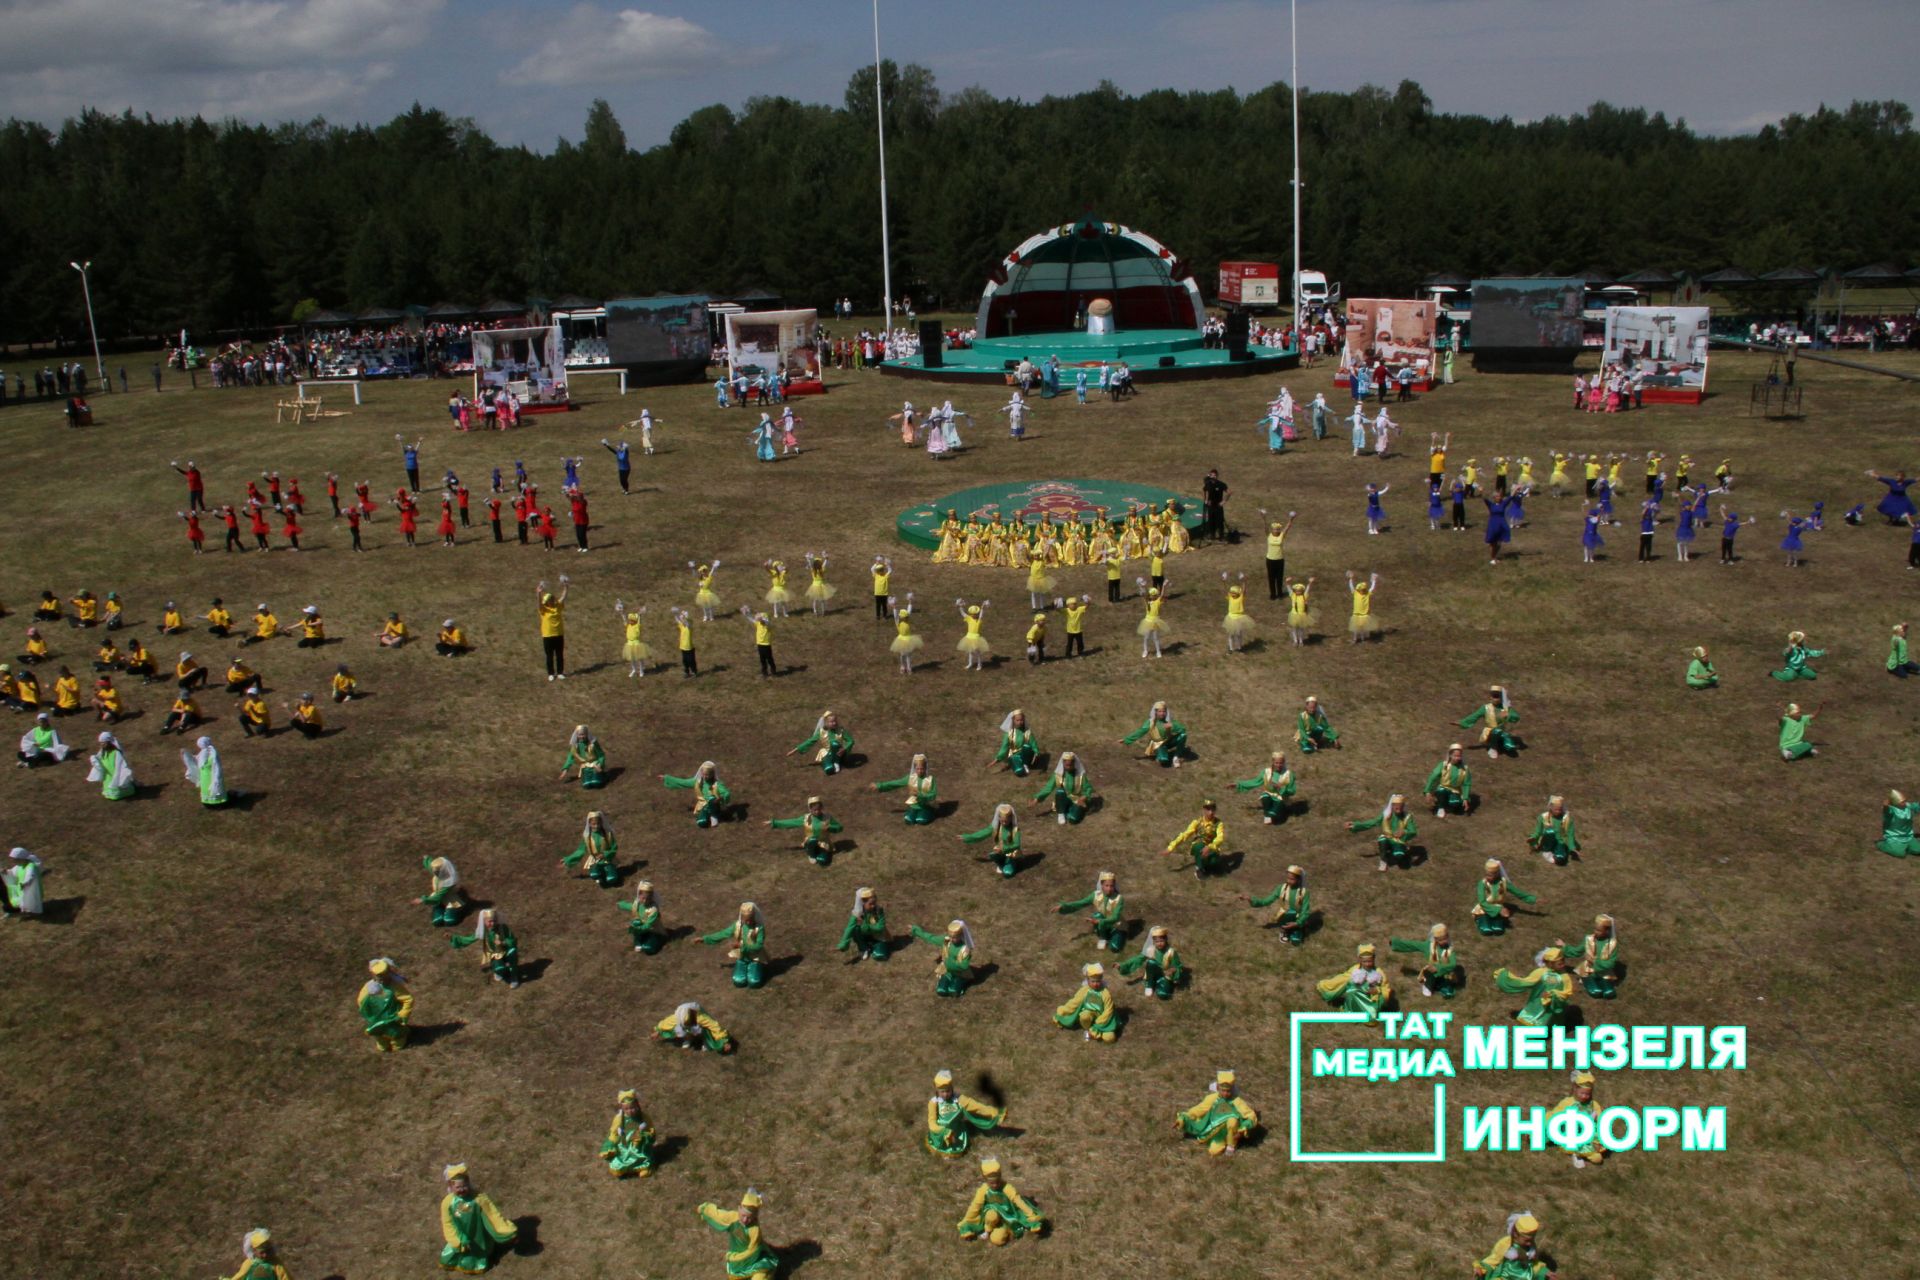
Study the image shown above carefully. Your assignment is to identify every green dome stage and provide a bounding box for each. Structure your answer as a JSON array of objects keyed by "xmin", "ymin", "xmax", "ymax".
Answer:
[{"xmin": 896, "ymin": 478, "xmax": 1203, "ymax": 550}]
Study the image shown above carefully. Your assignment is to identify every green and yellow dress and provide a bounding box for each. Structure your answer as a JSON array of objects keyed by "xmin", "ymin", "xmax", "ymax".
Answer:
[
  {"xmin": 1032, "ymin": 765, "xmax": 1095, "ymax": 823},
  {"xmin": 1561, "ymin": 925, "xmax": 1623, "ymax": 998},
  {"xmin": 438, "ymin": 1188, "xmax": 517, "ymax": 1273},
  {"xmin": 1770, "ymin": 642, "xmax": 1824, "ymax": 681},
  {"xmin": 419, "ymin": 855, "xmax": 465, "ymax": 926},
  {"xmin": 1473, "ymin": 871, "xmax": 1535, "ymax": 935},
  {"xmin": 1055, "ymin": 884, "xmax": 1124, "ymax": 951},
  {"xmin": 1118, "ymin": 937, "xmax": 1185, "ymax": 999},
  {"xmin": 1687, "ymin": 655, "xmax": 1719, "ymax": 688},
  {"xmin": 909, "ymin": 923, "xmax": 975, "ymax": 996},
  {"xmin": 1296, "ymin": 706, "xmax": 1339, "ymax": 753},
  {"xmin": 1527, "ymin": 809, "xmax": 1581, "ymax": 865},
  {"xmin": 601, "ymin": 1106, "xmax": 656, "ymax": 1177},
  {"xmin": 663, "ymin": 768, "xmax": 731, "ymax": 826},
  {"xmin": 618, "ymin": 891, "xmax": 663, "ymax": 953},
  {"xmin": 792, "ymin": 722, "xmax": 854, "ymax": 774},
  {"xmin": 1547, "ymin": 1089, "xmax": 1606, "ymax": 1164},
  {"xmin": 1166, "ymin": 815, "xmax": 1227, "ymax": 875},
  {"xmin": 695, "ymin": 1203, "xmax": 778, "ymax": 1279},
  {"xmin": 357, "ymin": 976, "xmax": 411, "ymax": 1051},
  {"xmin": 703, "ymin": 917, "xmax": 767, "ymax": 988},
  {"xmin": 1458, "ymin": 700, "xmax": 1520, "ymax": 754},
  {"xmin": 1234, "ymin": 762, "xmax": 1298, "ymax": 821},
  {"xmin": 1315, "ymin": 961, "xmax": 1392, "ymax": 1020},
  {"xmin": 1350, "ymin": 805, "xmax": 1418, "ymax": 868},
  {"xmin": 1250, "ymin": 878, "xmax": 1310, "ymax": 944},
  {"xmin": 1053, "ymin": 980, "xmax": 1119, "ymax": 1039},
  {"xmin": 561, "ymin": 823, "xmax": 621, "ymax": 886},
  {"xmin": 654, "ymin": 1005, "xmax": 731, "ymax": 1052},
  {"xmin": 874, "ymin": 768, "xmax": 937, "ymax": 823},
  {"xmin": 1390, "ymin": 930, "xmax": 1462, "ymax": 997},
  {"xmin": 451, "ymin": 916, "xmax": 521, "ymax": 986},
  {"xmin": 837, "ymin": 902, "xmax": 890, "ymax": 960},
  {"xmin": 926, "ymin": 1092, "xmax": 1005, "ymax": 1157},
  {"xmin": 1423, "ymin": 757, "xmax": 1472, "ymax": 815},
  {"xmin": 994, "ymin": 724, "xmax": 1041, "ymax": 776},
  {"xmin": 957, "ymin": 1178, "xmax": 1044, "ymax": 1242},
  {"xmin": 1123, "ymin": 713, "xmax": 1188, "ymax": 766},
  {"xmin": 1475, "ymin": 1231, "xmax": 1550, "ymax": 1279},
  {"xmin": 960, "ymin": 815, "xmax": 1022, "ymax": 877},
  {"xmin": 562, "ymin": 736, "xmax": 606, "ymax": 788},
  {"xmin": 1779, "ymin": 711, "xmax": 1816, "ymax": 760},
  {"xmin": 1178, "ymin": 1088, "xmax": 1258, "ymax": 1155},
  {"xmin": 1494, "ymin": 962, "xmax": 1575, "ymax": 1026},
  {"xmin": 770, "ymin": 809, "xmax": 842, "ymax": 867}
]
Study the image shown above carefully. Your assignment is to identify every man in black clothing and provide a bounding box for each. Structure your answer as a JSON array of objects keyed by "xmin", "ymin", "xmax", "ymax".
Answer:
[{"xmin": 1201, "ymin": 469, "xmax": 1229, "ymax": 541}]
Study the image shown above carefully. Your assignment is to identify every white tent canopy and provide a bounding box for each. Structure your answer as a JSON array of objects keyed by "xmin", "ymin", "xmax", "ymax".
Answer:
[{"xmin": 472, "ymin": 324, "xmax": 568, "ymax": 402}]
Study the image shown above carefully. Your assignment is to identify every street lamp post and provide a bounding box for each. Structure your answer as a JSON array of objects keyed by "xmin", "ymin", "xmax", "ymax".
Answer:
[
  {"xmin": 872, "ymin": 0, "xmax": 895, "ymax": 342},
  {"xmin": 69, "ymin": 261, "xmax": 105, "ymax": 390}
]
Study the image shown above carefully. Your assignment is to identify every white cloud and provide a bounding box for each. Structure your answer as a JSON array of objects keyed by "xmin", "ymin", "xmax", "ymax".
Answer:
[
  {"xmin": 506, "ymin": 5, "xmax": 776, "ymax": 86},
  {"xmin": 0, "ymin": 0, "xmax": 441, "ymax": 73},
  {"xmin": 0, "ymin": 0, "xmax": 436, "ymax": 123}
]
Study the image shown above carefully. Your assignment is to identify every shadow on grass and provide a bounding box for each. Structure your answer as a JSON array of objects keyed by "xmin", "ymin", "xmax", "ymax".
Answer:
[
  {"xmin": 130, "ymin": 782, "xmax": 169, "ymax": 800},
  {"xmin": 777, "ymin": 1238, "xmax": 823, "ymax": 1276},
  {"xmin": 970, "ymin": 961, "xmax": 1000, "ymax": 989},
  {"xmin": 40, "ymin": 895, "xmax": 86, "ymax": 924},
  {"xmin": 651, "ymin": 1133, "xmax": 689, "ymax": 1170},
  {"xmin": 409, "ymin": 1020, "xmax": 465, "ymax": 1046},
  {"xmin": 516, "ymin": 957, "xmax": 553, "ymax": 985},
  {"xmin": 509, "ymin": 1216, "xmax": 543, "ymax": 1257},
  {"xmin": 762, "ymin": 953, "xmax": 805, "ymax": 982}
]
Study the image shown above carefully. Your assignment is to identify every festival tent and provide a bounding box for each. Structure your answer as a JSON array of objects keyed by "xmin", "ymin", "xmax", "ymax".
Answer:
[
  {"xmin": 975, "ymin": 215, "xmax": 1204, "ymax": 338},
  {"xmin": 1842, "ymin": 263, "xmax": 1905, "ymax": 285},
  {"xmin": 471, "ymin": 323, "xmax": 570, "ymax": 409},
  {"xmin": 355, "ymin": 306, "xmax": 405, "ymax": 325},
  {"xmin": 1758, "ymin": 266, "xmax": 1820, "ymax": 285},
  {"xmin": 426, "ymin": 301, "xmax": 475, "ymax": 320},
  {"xmin": 300, "ymin": 308, "xmax": 353, "ymax": 328},
  {"xmin": 475, "ymin": 299, "xmax": 525, "ymax": 320},
  {"xmin": 1619, "ymin": 268, "xmax": 1678, "ymax": 287},
  {"xmin": 1697, "ymin": 268, "xmax": 1757, "ymax": 288}
]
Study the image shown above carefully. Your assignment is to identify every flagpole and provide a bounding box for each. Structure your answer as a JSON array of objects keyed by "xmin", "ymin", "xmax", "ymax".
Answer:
[
  {"xmin": 1290, "ymin": 0, "xmax": 1302, "ymax": 326},
  {"xmin": 873, "ymin": 0, "xmax": 895, "ymax": 340}
]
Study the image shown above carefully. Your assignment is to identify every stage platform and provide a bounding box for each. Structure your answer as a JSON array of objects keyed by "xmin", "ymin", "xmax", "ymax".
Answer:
[{"xmin": 883, "ymin": 329, "xmax": 1298, "ymax": 384}]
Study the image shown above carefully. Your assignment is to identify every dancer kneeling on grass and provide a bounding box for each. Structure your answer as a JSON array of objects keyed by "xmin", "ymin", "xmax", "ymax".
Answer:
[
  {"xmin": 1528, "ymin": 796, "xmax": 1582, "ymax": 866},
  {"xmin": 1165, "ymin": 800, "xmax": 1228, "ymax": 877},
  {"xmin": 837, "ymin": 886, "xmax": 889, "ymax": 960},
  {"xmin": 1117, "ymin": 924, "xmax": 1185, "ymax": 999},
  {"xmin": 1548, "ymin": 1073, "xmax": 1607, "ymax": 1170},
  {"xmin": 960, "ymin": 803, "xmax": 1022, "ymax": 878},
  {"xmin": 1496, "ymin": 947, "xmax": 1576, "ymax": 1027},
  {"xmin": 1472, "ymin": 1211, "xmax": 1553, "ymax": 1280},
  {"xmin": 662, "ymin": 760, "xmax": 730, "ymax": 826},
  {"xmin": 1349, "ymin": 793, "xmax": 1417, "ymax": 871},
  {"xmin": 768, "ymin": 795, "xmax": 842, "ymax": 867},
  {"xmin": 600, "ymin": 1089, "xmax": 655, "ymax": 1178},
  {"xmin": 1423, "ymin": 743, "xmax": 1473, "ymax": 817},
  {"xmin": 1053, "ymin": 962, "xmax": 1119, "ymax": 1041},
  {"xmin": 1056, "ymin": 871, "xmax": 1125, "ymax": 952},
  {"xmin": 1296, "ymin": 695, "xmax": 1339, "ymax": 752},
  {"xmin": 1249, "ymin": 865, "xmax": 1310, "ymax": 944},
  {"xmin": 1032, "ymin": 750, "xmax": 1093, "ymax": 824},
  {"xmin": 1686, "ymin": 646, "xmax": 1719, "ymax": 688},
  {"xmin": 1779, "ymin": 701, "xmax": 1822, "ymax": 760},
  {"xmin": 655, "ymin": 1000, "xmax": 732, "ymax": 1052},
  {"xmin": 218, "ymin": 1227, "xmax": 291, "ymax": 1280},
  {"xmin": 789, "ymin": 709, "xmax": 853, "ymax": 775},
  {"xmin": 958, "ymin": 1158, "xmax": 1044, "ymax": 1246},
  {"xmin": 702, "ymin": 902, "xmax": 767, "ymax": 988},
  {"xmin": 559, "ymin": 725, "xmax": 607, "ymax": 788},
  {"xmin": 451, "ymin": 907, "xmax": 521, "ymax": 988},
  {"xmin": 1474, "ymin": 859, "xmax": 1535, "ymax": 934},
  {"xmin": 1176, "ymin": 1070, "xmax": 1257, "ymax": 1156},
  {"xmin": 698, "ymin": 1191, "xmax": 778, "ymax": 1280},
  {"xmin": 1559, "ymin": 913, "xmax": 1623, "ymax": 998},
  {"xmin": 618, "ymin": 880, "xmax": 663, "ymax": 953},
  {"xmin": 908, "ymin": 919, "xmax": 977, "ymax": 996},
  {"xmin": 1390, "ymin": 922, "xmax": 1462, "ymax": 998},
  {"xmin": 1771, "ymin": 630, "xmax": 1824, "ymax": 680},
  {"xmin": 926, "ymin": 1070, "xmax": 1006, "ymax": 1157},
  {"xmin": 437, "ymin": 1163, "xmax": 517, "ymax": 1275},
  {"xmin": 1235, "ymin": 751, "xmax": 1298, "ymax": 823},
  {"xmin": 991, "ymin": 708, "xmax": 1040, "ymax": 776},
  {"xmin": 1459, "ymin": 684, "xmax": 1520, "ymax": 757},
  {"xmin": 873, "ymin": 752, "xmax": 937, "ymax": 823},
  {"xmin": 1316, "ymin": 943, "xmax": 1392, "ymax": 1020},
  {"xmin": 1121, "ymin": 700, "xmax": 1189, "ymax": 768},
  {"xmin": 561, "ymin": 810, "xmax": 620, "ymax": 886},
  {"xmin": 1878, "ymin": 789, "xmax": 1919, "ymax": 856}
]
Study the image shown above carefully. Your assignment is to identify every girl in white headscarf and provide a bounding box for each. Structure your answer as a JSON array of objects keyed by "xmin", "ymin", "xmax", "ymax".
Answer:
[
  {"xmin": 86, "ymin": 731, "xmax": 135, "ymax": 799},
  {"xmin": 959, "ymin": 803, "xmax": 1021, "ymax": 878},
  {"xmin": 181, "ymin": 735, "xmax": 229, "ymax": 806},
  {"xmin": 655, "ymin": 1000, "xmax": 732, "ymax": 1052},
  {"xmin": 17, "ymin": 711, "xmax": 70, "ymax": 765},
  {"xmin": 4, "ymin": 848, "xmax": 44, "ymax": 917},
  {"xmin": 940, "ymin": 401, "xmax": 968, "ymax": 453}
]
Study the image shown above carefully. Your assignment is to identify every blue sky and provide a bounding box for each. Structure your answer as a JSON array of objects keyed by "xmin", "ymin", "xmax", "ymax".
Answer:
[{"xmin": 1, "ymin": 0, "xmax": 1913, "ymax": 146}]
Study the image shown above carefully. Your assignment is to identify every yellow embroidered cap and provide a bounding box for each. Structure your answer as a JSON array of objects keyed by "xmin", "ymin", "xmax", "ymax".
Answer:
[
  {"xmin": 740, "ymin": 1189, "xmax": 763, "ymax": 1209},
  {"xmin": 443, "ymin": 1163, "xmax": 468, "ymax": 1180},
  {"xmin": 1513, "ymin": 1214, "xmax": 1540, "ymax": 1234},
  {"xmin": 979, "ymin": 1158, "xmax": 1001, "ymax": 1176},
  {"xmin": 934, "ymin": 1070, "xmax": 953, "ymax": 1088},
  {"xmin": 1216, "ymin": 1070, "xmax": 1235, "ymax": 1087},
  {"xmin": 1083, "ymin": 962, "xmax": 1104, "ymax": 978}
]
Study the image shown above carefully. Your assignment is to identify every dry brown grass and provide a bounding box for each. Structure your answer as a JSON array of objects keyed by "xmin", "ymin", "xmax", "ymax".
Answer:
[{"xmin": 1, "ymin": 341, "xmax": 1917, "ymax": 1278}]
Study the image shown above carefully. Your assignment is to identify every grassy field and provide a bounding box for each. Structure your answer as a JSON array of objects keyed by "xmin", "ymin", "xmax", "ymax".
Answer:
[{"xmin": 2, "ymin": 339, "xmax": 1918, "ymax": 1279}]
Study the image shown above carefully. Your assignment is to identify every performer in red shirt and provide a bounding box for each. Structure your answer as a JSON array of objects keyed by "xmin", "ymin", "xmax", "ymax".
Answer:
[
  {"xmin": 570, "ymin": 492, "xmax": 590, "ymax": 552},
  {"xmin": 438, "ymin": 499, "xmax": 457, "ymax": 547},
  {"xmin": 179, "ymin": 510, "xmax": 205, "ymax": 554},
  {"xmin": 346, "ymin": 505, "xmax": 364, "ymax": 553},
  {"xmin": 326, "ymin": 472, "xmax": 341, "ymax": 517},
  {"xmin": 219, "ymin": 504, "xmax": 242, "ymax": 553},
  {"xmin": 456, "ymin": 482, "xmax": 472, "ymax": 527},
  {"xmin": 282, "ymin": 508, "xmax": 303, "ymax": 552},
  {"xmin": 395, "ymin": 493, "xmax": 419, "ymax": 548},
  {"xmin": 248, "ymin": 503, "xmax": 271, "ymax": 551},
  {"xmin": 172, "ymin": 459, "xmax": 206, "ymax": 511},
  {"xmin": 536, "ymin": 505, "xmax": 558, "ymax": 550},
  {"xmin": 486, "ymin": 496, "xmax": 503, "ymax": 543}
]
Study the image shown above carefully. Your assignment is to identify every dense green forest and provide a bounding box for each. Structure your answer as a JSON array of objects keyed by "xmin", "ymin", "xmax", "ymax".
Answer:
[{"xmin": 2, "ymin": 64, "xmax": 1914, "ymax": 342}]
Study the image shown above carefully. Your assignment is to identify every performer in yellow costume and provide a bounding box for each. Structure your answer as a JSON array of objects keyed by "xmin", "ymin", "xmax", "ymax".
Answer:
[{"xmin": 1175, "ymin": 1069, "xmax": 1257, "ymax": 1156}]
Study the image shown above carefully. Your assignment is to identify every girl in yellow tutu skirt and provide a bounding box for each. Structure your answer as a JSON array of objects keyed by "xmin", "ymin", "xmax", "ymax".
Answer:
[
  {"xmin": 614, "ymin": 600, "xmax": 652, "ymax": 677},
  {"xmin": 955, "ymin": 599, "xmax": 992, "ymax": 671},
  {"xmin": 1221, "ymin": 573, "xmax": 1254, "ymax": 653},
  {"xmin": 1285, "ymin": 575, "xmax": 1316, "ymax": 646},
  {"xmin": 763, "ymin": 559, "xmax": 792, "ymax": 618},
  {"xmin": 1346, "ymin": 571, "xmax": 1382, "ymax": 644},
  {"xmin": 689, "ymin": 560, "xmax": 722, "ymax": 621},
  {"xmin": 889, "ymin": 595, "xmax": 925, "ymax": 674},
  {"xmin": 804, "ymin": 552, "xmax": 836, "ymax": 616},
  {"xmin": 1136, "ymin": 580, "xmax": 1170, "ymax": 658},
  {"xmin": 1026, "ymin": 551, "xmax": 1056, "ymax": 611}
]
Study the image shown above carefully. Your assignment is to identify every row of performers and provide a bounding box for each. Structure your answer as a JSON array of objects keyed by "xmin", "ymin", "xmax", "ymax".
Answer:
[{"xmin": 928, "ymin": 504, "xmax": 1194, "ymax": 568}]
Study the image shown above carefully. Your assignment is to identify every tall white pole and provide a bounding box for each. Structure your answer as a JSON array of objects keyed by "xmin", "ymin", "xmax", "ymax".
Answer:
[
  {"xmin": 71, "ymin": 261, "xmax": 105, "ymax": 387},
  {"xmin": 1290, "ymin": 0, "xmax": 1302, "ymax": 326},
  {"xmin": 873, "ymin": 0, "xmax": 895, "ymax": 340}
]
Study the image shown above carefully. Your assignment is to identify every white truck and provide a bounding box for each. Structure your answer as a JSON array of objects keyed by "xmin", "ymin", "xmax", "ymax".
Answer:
[{"xmin": 1296, "ymin": 269, "xmax": 1340, "ymax": 311}]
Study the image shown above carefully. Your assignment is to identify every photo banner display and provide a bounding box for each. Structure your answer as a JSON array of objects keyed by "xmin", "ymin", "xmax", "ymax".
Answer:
[
  {"xmin": 724, "ymin": 308, "xmax": 820, "ymax": 380},
  {"xmin": 605, "ymin": 295, "xmax": 711, "ymax": 366},
  {"xmin": 1470, "ymin": 278, "xmax": 1585, "ymax": 350},
  {"xmin": 1603, "ymin": 305, "xmax": 1711, "ymax": 393},
  {"xmin": 1342, "ymin": 298, "xmax": 1438, "ymax": 373},
  {"xmin": 471, "ymin": 323, "xmax": 568, "ymax": 399}
]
